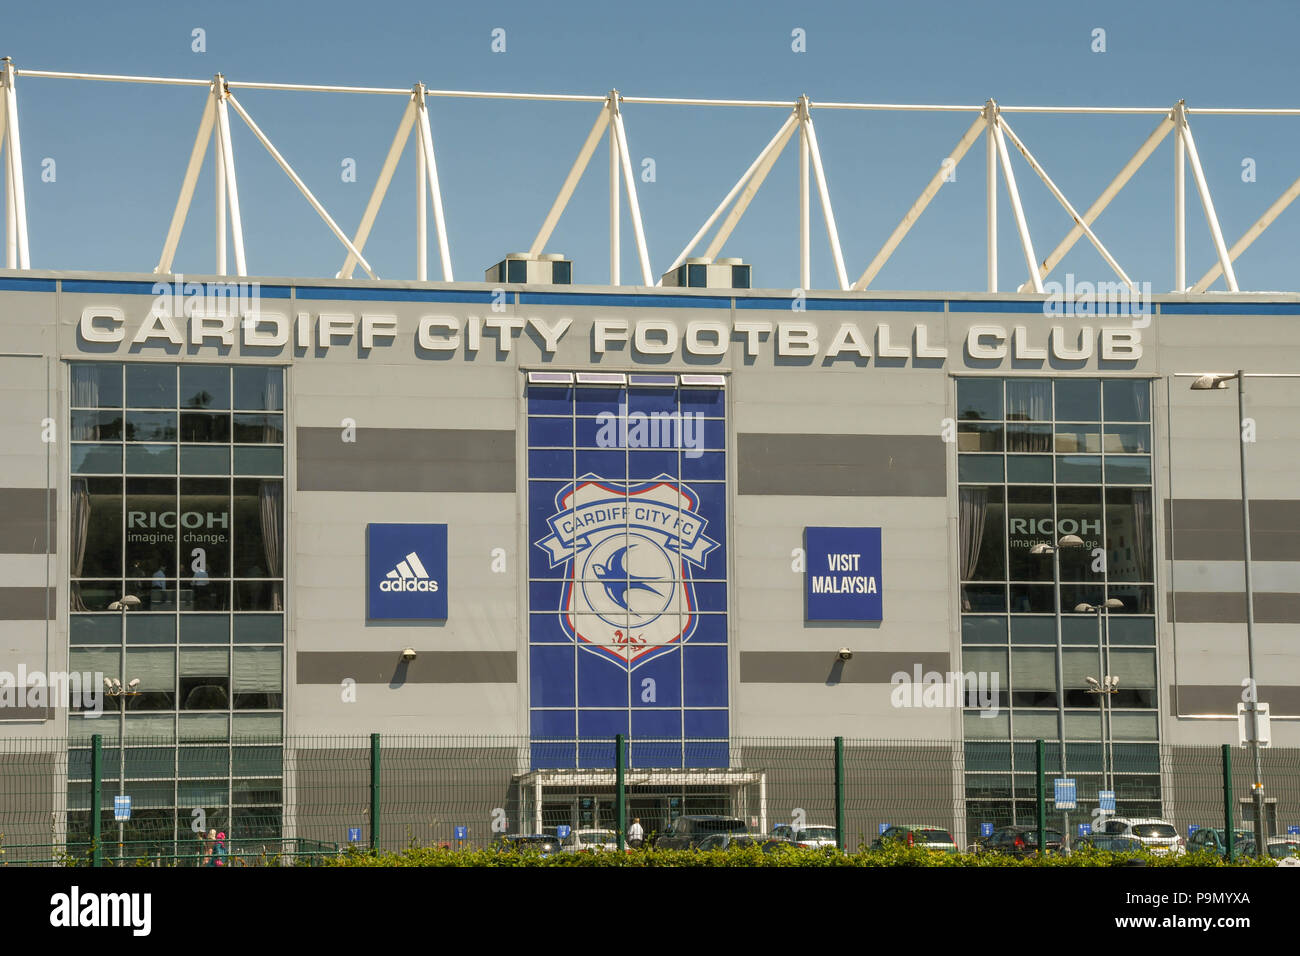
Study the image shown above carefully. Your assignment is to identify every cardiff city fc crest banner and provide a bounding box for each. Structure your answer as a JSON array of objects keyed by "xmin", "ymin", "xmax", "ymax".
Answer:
[{"xmin": 535, "ymin": 475, "xmax": 718, "ymax": 669}]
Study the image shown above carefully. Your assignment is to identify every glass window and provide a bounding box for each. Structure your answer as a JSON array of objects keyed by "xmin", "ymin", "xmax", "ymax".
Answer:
[
  {"xmin": 959, "ymin": 486, "xmax": 1005, "ymax": 582},
  {"xmin": 1104, "ymin": 456, "xmax": 1151, "ymax": 485},
  {"xmin": 125, "ymin": 411, "xmax": 177, "ymax": 442},
  {"xmin": 233, "ymin": 367, "xmax": 284, "ymax": 411},
  {"xmin": 180, "ymin": 648, "xmax": 229, "ymax": 710},
  {"xmin": 1005, "ymin": 380, "xmax": 1051, "ymax": 421},
  {"xmin": 958, "ymin": 421, "xmax": 1003, "ymax": 451},
  {"xmin": 126, "ymin": 445, "xmax": 177, "ymax": 474},
  {"xmin": 180, "ymin": 367, "xmax": 231, "ymax": 410},
  {"xmin": 958, "ymin": 455, "xmax": 1004, "ymax": 483},
  {"xmin": 233, "ymin": 414, "xmax": 284, "ymax": 444},
  {"xmin": 126, "ymin": 365, "xmax": 176, "ymax": 409},
  {"xmin": 125, "ymin": 477, "xmax": 177, "ymax": 581},
  {"xmin": 72, "ymin": 364, "xmax": 123, "ymax": 408},
  {"xmin": 233, "ymin": 648, "xmax": 283, "ymax": 709},
  {"xmin": 180, "ymin": 445, "xmax": 231, "ymax": 474},
  {"xmin": 1006, "ymin": 486, "xmax": 1053, "ymax": 580},
  {"xmin": 1006, "ymin": 454, "xmax": 1052, "ymax": 483},
  {"xmin": 179, "ymin": 412, "xmax": 231, "ymax": 443},
  {"xmin": 1103, "ymin": 380, "xmax": 1151, "ymax": 422},
  {"xmin": 1056, "ymin": 455, "xmax": 1101, "ymax": 483},
  {"xmin": 125, "ymin": 647, "xmax": 176, "ymax": 709},
  {"xmin": 1054, "ymin": 423, "xmax": 1100, "ymax": 453},
  {"xmin": 1009, "ymin": 617, "xmax": 1055, "ymax": 644},
  {"xmin": 1054, "ymin": 379, "xmax": 1100, "ymax": 421},
  {"xmin": 1010, "ymin": 647, "xmax": 1057, "ymax": 706},
  {"xmin": 72, "ymin": 444, "xmax": 123, "ymax": 475},
  {"xmin": 72, "ymin": 410, "xmax": 123, "ymax": 441},
  {"xmin": 962, "ymin": 616, "xmax": 1007, "ymax": 645},
  {"xmin": 1103, "ymin": 424, "xmax": 1150, "ymax": 454},
  {"xmin": 958, "ymin": 379, "xmax": 1002, "ymax": 421}
]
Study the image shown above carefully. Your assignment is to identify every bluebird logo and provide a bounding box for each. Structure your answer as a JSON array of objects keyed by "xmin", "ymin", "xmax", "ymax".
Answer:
[{"xmin": 535, "ymin": 475, "xmax": 718, "ymax": 669}]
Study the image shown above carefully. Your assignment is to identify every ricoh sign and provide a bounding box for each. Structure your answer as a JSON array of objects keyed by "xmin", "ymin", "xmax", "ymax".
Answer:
[{"xmin": 75, "ymin": 304, "xmax": 1143, "ymax": 368}]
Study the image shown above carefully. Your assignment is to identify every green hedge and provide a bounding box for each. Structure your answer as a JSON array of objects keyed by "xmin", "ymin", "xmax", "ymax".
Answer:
[{"xmin": 325, "ymin": 844, "xmax": 1281, "ymax": 867}]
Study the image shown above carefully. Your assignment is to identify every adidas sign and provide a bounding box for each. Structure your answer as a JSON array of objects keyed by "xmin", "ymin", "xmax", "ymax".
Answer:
[{"xmin": 380, "ymin": 551, "xmax": 440, "ymax": 592}]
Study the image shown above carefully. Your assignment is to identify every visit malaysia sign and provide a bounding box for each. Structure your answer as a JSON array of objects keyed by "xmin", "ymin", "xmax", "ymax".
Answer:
[{"xmin": 805, "ymin": 526, "xmax": 883, "ymax": 622}]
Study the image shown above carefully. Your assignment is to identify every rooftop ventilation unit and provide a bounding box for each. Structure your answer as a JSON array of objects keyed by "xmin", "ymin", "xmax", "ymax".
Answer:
[
  {"xmin": 660, "ymin": 257, "xmax": 750, "ymax": 290},
  {"xmin": 485, "ymin": 253, "xmax": 572, "ymax": 285}
]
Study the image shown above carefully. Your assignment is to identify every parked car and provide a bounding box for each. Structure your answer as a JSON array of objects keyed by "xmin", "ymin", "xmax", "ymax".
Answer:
[
  {"xmin": 695, "ymin": 833, "xmax": 792, "ymax": 853},
  {"xmin": 562, "ymin": 828, "xmax": 618, "ymax": 853},
  {"xmin": 1265, "ymin": 837, "xmax": 1300, "ymax": 861},
  {"xmin": 1095, "ymin": 817, "xmax": 1185, "ymax": 856},
  {"xmin": 1071, "ymin": 834, "xmax": 1146, "ymax": 853},
  {"xmin": 490, "ymin": 834, "xmax": 563, "ymax": 856},
  {"xmin": 654, "ymin": 815, "xmax": 749, "ymax": 850},
  {"xmin": 981, "ymin": 826, "xmax": 1063, "ymax": 858},
  {"xmin": 1187, "ymin": 827, "xmax": 1256, "ymax": 857},
  {"xmin": 871, "ymin": 825, "xmax": 958, "ymax": 854},
  {"xmin": 771, "ymin": 824, "xmax": 839, "ymax": 848}
]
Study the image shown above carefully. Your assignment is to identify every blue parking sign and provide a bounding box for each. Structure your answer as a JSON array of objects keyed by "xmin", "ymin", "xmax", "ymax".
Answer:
[
  {"xmin": 348, "ymin": 827, "xmax": 361, "ymax": 842},
  {"xmin": 1098, "ymin": 789, "xmax": 1116, "ymax": 813},
  {"xmin": 113, "ymin": 795, "xmax": 131, "ymax": 822},
  {"xmin": 454, "ymin": 825, "xmax": 468, "ymax": 840},
  {"xmin": 1078, "ymin": 823, "xmax": 1091, "ymax": 836},
  {"xmin": 980, "ymin": 823, "xmax": 994, "ymax": 838},
  {"xmin": 878, "ymin": 823, "xmax": 890, "ymax": 835},
  {"xmin": 556, "ymin": 825, "xmax": 571, "ymax": 839},
  {"xmin": 1188, "ymin": 824, "xmax": 1200, "ymax": 836},
  {"xmin": 1288, "ymin": 825, "xmax": 1299, "ymax": 836}
]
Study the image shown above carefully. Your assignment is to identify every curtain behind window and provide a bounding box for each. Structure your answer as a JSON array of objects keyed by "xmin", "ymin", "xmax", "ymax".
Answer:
[
  {"xmin": 259, "ymin": 481, "xmax": 283, "ymax": 611},
  {"xmin": 70, "ymin": 478, "xmax": 91, "ymax": 612}
]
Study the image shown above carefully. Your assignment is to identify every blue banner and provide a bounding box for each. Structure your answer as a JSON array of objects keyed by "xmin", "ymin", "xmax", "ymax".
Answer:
[
  {"xmin": 367, "ymin": 523, "xmax": 448, "ymax": 620},
  {"xmin": 805, "ymin": 527, "xmax": 883, "ymax": 621}
]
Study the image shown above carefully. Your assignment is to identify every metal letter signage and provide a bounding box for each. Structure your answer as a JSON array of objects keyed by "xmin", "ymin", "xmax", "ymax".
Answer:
[
  {"xmin": 367, "ymin": 523, "xmax": 448, "ymax": 620},
  {"xmin": 805, "ymin": 527, "xmax": 883, "ymax": 621}
]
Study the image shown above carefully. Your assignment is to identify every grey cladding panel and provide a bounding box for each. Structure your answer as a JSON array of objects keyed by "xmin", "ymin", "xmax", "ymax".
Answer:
[
  {"xmin": 297, "ymin": 651, "xmax": 517, "ymax": 684},
  {"xmin": 741, "ymin": 651, "xmax": 951, "ymax": 683},
  {"xmin": 1164, "ymin": 498, "xmax": 1300, "ymax": 561},
  {"xmin": 0, "ymin": 489, "xmax": 56, "ymax": 554},
  {"xmin": 297, "ymin": 427, "xmax": 515, "ymax": 492},
  {"xmin": 738, "ymin": 434, "xmax": 946, "ymax": 497}
]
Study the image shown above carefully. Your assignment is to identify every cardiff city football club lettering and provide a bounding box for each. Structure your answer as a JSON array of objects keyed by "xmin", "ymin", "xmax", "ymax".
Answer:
[{"xmin": 535, "ymin": 476, "xmax": 718, "ymax": 669}]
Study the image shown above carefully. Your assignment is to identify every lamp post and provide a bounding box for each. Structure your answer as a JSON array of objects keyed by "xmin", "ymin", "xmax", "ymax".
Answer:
[
  {"xmin": 1185, "ymin": 370, "xmax": 1300, "ymax": 857},
  {"xmin": 1077, "ymin": 599, "xmax": 1123, "ymax": 796},
  {"xmin": 106, "ymin": 595, "xmax": 141, "ymax": 865},
  {"xmin": 1031, "ymin": 533, "xmax": 1085, "ymax": 847}
]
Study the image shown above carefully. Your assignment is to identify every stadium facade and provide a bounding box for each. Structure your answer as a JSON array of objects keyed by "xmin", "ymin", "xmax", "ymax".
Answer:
[{"xmin": 2, "ymin": 268, "xmax": 1298, "ymax": 848}]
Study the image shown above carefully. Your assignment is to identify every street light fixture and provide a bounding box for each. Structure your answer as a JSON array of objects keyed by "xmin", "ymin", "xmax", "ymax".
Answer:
[
  {"xmin": 1077, "ymin": 599, "xmax": 1124, "ymax": 798},
  {"xmin": 107, "ymin": 593, "xmax": 140, "ymax": 865},
  {"xmin": 1181, "ymin": 370, "xmax": 1300, "ymax": 857},
  {"xmin": 1031, "ymin": 533, "xmax": 1086, "ymax": 847}
]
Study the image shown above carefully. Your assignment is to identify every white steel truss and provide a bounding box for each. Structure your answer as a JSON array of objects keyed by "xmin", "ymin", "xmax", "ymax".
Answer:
[{"xmin": 3, "ymin": 61, "xmax": 1300, "ymax": 293}]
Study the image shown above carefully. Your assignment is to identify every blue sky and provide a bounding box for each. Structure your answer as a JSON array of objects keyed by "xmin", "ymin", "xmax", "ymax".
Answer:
[{"xmin": 5, "ymin": 0, "xmax": 1300, "ymax": 292}]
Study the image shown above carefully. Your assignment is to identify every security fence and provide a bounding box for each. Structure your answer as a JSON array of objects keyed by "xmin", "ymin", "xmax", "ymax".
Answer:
[{"xmin": 0, "ymin": 734, "xmax": 1297, "ymax": 864}]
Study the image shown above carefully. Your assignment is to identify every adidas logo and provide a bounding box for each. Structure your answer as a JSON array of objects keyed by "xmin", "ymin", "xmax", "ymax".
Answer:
[{"xmin": 379, "ymin": 551, "xmax": 440, "ymax": 592}]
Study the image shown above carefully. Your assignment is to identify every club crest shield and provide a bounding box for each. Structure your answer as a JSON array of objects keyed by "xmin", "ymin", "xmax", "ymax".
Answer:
[{"xmin": 535, "ymin": 473, "xmax": 719, "ymax": 669}]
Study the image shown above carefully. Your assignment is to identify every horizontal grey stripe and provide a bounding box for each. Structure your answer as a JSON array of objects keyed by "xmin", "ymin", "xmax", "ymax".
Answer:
[
  {"xmin": 738, "ymin": 434, "xmax": 946, "ymax": 497},
  {"xmin": 297, "ymin": 651, "xmax": 516, "ymax": 684},
  {"xmin": 740, "ymin": 651, "xmax": 950, "ymax": 683},
  {"xmin": 1166, "ymin": 592, "xmax": 1300, "ymax": 623},
  {"xmin": 0, "ymin": 708, "xmax": 53, "ymax": 721},
  {"xmin": 297, "ymin": 427, "xmax": 515, "ymax": 493},
  {"xmin": 0, "ymin": 489, "xmax": 55, "ymax": 554},
  {"xmin": 1172, "ymin": 685, "xmax": 1300, "ymax": 716},
  {"xmin": 0, "ymin": 588, "xmax": 56, "ymax": 621},
  {"xmin": 1169, "ymin": 561, "xmax": 1300, "ymax": 594},
  {"xmin": 1165, "ymin": 498, "xmax": 1300, "ymax": 561}
]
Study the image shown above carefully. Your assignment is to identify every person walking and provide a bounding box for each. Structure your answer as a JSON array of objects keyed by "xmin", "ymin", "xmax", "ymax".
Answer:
[
  {"xmin": 208, "ymin": 831, "xmax": 227, "ymax": 867},
  {"xmin": 628, "ymin": 818, "xmax": 645, "ymax": 848}
]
